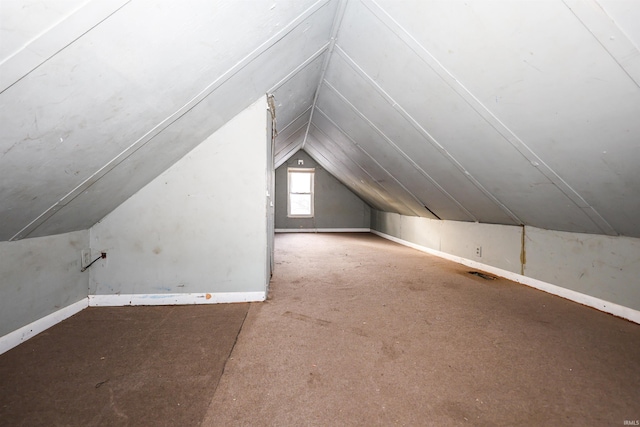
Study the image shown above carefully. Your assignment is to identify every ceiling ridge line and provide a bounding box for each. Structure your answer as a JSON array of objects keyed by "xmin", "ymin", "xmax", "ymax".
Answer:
[
  {"xmin": 305, "ymin": 134, "xmax": 393, "ymax": 212},
  {"xmin": 314, "ymin": 103, "xmax": 456, "ymax": 221},
  {"xmin": 362, "ymin": 0, "xmax": 616, "ymax": 235},
  {"xmin": 9, "ymin": 0, "xmax": 333, "ymax": 241},
  {"xmin": 301, "ymin": 0, "xmax": 349, "ymax": 149},
  {"xmin": 310, "ymin": 120, "xmax": 426, "ymax": 217}
]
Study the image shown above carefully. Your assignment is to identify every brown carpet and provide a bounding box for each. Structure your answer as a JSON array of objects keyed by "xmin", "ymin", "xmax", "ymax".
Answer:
[
  {"xmin": 203, "ymin": 233, "xmax": 640, "ymax": 426},
  {"xmin": 0, "ymin": 304, "xmax": 249, "ymax": 427},
  {"xmin": 1, "ymin": 233, "xmax": 639, "ymax": 426}
]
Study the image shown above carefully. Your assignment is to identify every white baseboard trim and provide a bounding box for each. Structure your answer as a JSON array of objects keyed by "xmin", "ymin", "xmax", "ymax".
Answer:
[
  {"xmin": 275, "ymin": 228, "xmax": 370, "ymax": 233},
  {"xmin": 88, "ymin": 291, "xmax": 266, "ymax": 307},
  {"xmin": 372, "ymin": 230, "xmax": 640, "ymax": 325},
  {"xmin": 1, "ymin": 291, "xmax": 266, "ymax": 354},
  {"xmin": 0, "ymin": 299, "xmax": 88, "ymax": 355}
]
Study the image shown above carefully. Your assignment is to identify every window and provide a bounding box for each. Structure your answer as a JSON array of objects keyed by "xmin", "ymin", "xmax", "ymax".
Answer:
[{"xmin": 288, "ymin": 168, "xmax": 314, "ymax": 217}]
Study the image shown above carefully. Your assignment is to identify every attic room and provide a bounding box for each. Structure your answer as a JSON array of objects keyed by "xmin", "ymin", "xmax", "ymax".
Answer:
[{"xmin": 1, "ymin": 0, "xmax": 639, "ymax": 425}]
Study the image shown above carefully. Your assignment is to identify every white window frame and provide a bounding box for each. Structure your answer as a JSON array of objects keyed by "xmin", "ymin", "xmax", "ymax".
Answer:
[{"xmin": 287, "ymin": 167, "xmax": 315, "ymax": 218}]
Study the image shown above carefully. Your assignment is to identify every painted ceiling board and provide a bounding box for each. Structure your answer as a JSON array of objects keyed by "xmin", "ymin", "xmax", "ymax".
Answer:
[
  {"xmin": 304, "ymin": 137, "xmax": 392, "ymax": 213},
  {"xmin": 271, "ymin": 53, "xmax": 326, "ymax": 132},
  {"xmin": 335, "ymin": 0, "xmax": 615, "ymax": 234},
  {"xmin": 307, "ymin": 131, "xmax": 409, "ymax": 212},
  {"xmin": 599, "ymin": 0, "xmax": 640, "ymax": 47},
  {"xmin": 320, "ymin": 52, "xmax": 518, "ymax": 224},
  {"xmin": 2, "ymin": 0, "xmax": 640, "ymax": 240},
  {"xmin": 373, "ymin": 0, "xmax": 639, "ymax": 235},
  {"xmin": 276, "ymin": 108, "xmax": 311, "ymax": 144},
  {"xmin": 309, "ymin": 119, "xmax": 434, "ymax": 218},
  {"xmin": 302, "ymin": 145, "xmax": 385, "ymax": 212},
  {"xmin": 2, "ymin": 0, "xmax": 336, "ymax": 240},
  {"xmin": 275, "ymin": 127, "xmax": 306, "ymax": 169},
  {"xmin": 314, "ymin": 88, "xmax": 468, "ymax": 221},
  {"xmin": 0, "ymin": 0, "xmax": 88, "ymax": 60},
  {"xmin": 0, "ymin": 0, "xmax": 131, "ymax": 93}
]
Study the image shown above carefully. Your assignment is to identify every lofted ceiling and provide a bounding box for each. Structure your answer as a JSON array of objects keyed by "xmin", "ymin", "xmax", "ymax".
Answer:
[{"xmin": 1, "ymin": 0, "xmax": 639, "ymax": 242}]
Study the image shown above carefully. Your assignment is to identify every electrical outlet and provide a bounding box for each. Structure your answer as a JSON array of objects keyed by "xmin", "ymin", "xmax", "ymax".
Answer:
[
  {"xmin": 81, "ymin": 250, "xmax": 91, "ymax": 268},
  {"xmin": 475, "ymin": 246, "xmax": 482, "ymax": 257}
]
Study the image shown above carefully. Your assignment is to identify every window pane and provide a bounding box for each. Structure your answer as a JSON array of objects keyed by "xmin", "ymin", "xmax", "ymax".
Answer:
[
  {"xmin": 290, "ymin": 172, "xmax": 311, "ymax": 193},
  {"xmin": 290, "ymin": 194, "xmax": 311, "ymax": 215}
]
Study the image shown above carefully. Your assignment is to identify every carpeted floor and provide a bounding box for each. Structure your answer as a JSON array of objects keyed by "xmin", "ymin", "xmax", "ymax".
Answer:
[
  {"xmin": 1, "ymin": 233, "xmax": 639, "ymax": 426},
  {"xmin": 0, "ymin": 304, "xmax": 249, "ymax": 426},
  {"xmin": 203, "ymin": 233, "xmax": 640, "ymax": 426}
]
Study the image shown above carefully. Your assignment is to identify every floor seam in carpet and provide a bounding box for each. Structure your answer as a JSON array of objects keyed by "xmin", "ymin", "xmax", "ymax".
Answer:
[{"xmin": 208, "ymin": 303, "xmax": 251, "ymax": 401}]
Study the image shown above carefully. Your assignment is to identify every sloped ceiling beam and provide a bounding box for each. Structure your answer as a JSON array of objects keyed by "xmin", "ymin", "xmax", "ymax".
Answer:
[{"xmin": 361, "ymin": 0, "xmax": 616, "ymax": 236}]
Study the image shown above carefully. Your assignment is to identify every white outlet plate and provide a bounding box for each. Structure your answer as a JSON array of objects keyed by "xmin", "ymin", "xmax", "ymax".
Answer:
[{"xmin": 475, "ymin": 246, "xmax": 482, "ymax": 257}]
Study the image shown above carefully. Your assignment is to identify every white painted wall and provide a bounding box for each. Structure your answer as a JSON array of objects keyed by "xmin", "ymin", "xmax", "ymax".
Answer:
[
  {"xmin": 378, "ymin": 213, "xmax": 522, "ymax": 274},
  {"xmin": 90, "ymin": 97, "xmax": 270, "ymax": 299},
  {"xmin": 0, "ymin": 230, "xmax": 89, "ymax": 337},
  {"xmin": 524, "ymin": 227, "xmax": 640, "ymax": 309},
  {"xmin": 372, "ymin": 210, "xmax": 640, "ymax": 313}
]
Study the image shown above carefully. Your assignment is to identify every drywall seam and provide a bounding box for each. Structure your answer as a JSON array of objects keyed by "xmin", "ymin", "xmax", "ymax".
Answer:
[
  {"xmin": 275, "ymin": 228, "xmax": 370, "ymax": 233},
  {"xmin": 371, "ymin": 230, "xmax": 640, "ymax": 324},
  {"xmin": 0, "ymin": 299, "xmax": 88, "ymax": 355},
  {"xmin": 88, "ymin": 292, "xmax": 266, "ymax": 306}
]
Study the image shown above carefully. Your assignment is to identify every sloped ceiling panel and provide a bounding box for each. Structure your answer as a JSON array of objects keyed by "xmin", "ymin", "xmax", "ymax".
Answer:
[
  {"xmin": 304, "ymin": 135, "xmax": 392, "ymax": 214},
  {"xmin": 292, "ymin": 0, "xmax": 640, "ymax": 237},
  {"xmin": 272, "ymin": 51, "xmax": 326, "ymax": 167},
  {"xmin": 275, "ymin": 125, "xmax": 307, "ymax": 169},
  {"xmin": 369, "ymin": 0, "xmax": 640, "ymax": 236},
  {"xmin": 0, "ymin": 0, "xmax": 338, "ymax": 240},
  {"xmin": 308, "ymin": 125, "xmax": 433, "ymax": 217},
  {"xmin": 319, "ymin": 53, "xmax": 516, "ymax": 224},
  {"xmin": 271, "ymin": 53, "xmax": 326, "ymax": 136},
  {"xmin": 2, "ymin": 0, "xmax": 640, "ymax": 241},
  {"xmin": 321, "ymin": 0, "xmax": 616, "ymax": 235}
]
